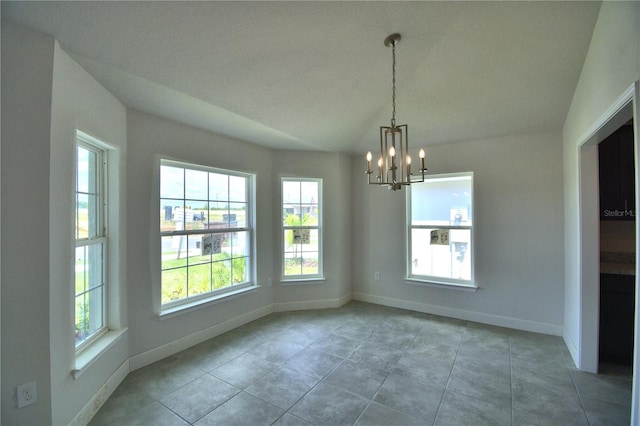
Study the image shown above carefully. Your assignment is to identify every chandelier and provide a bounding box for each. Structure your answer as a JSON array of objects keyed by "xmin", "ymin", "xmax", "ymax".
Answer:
[{"xmin": 366, "ymin": 33, "xmax": 426, "ymax": 191}]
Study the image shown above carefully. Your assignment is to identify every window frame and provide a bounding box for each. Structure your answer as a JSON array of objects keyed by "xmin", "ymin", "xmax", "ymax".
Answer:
[
  {"xmin": 159, "ymin": 159, "xmax": 256, "ymax": 311},
  {"xmin": 406, "ymin": 172, "xmax": 475, "ymax": 288},
  {"xmin": 74, "ymin": 137, "xmax": 108, "ymax": 352},
  {"xmin": 281, "ymin": 177, "xmax": 323, "ymax": 282}
]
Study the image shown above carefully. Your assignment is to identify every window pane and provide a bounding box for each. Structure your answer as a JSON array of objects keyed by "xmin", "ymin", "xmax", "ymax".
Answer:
[
  {"xmin": 300, "ymin": 181, "xmax": 318, "ymax": 204},
  {"xmin": 282, "ymin": 181, "xmax": 301, "ymax": 205},
  {"xmin": 232, "ymin": 256, "xmax": 248, "ymax": 283},
  {"xmin": 184, "ymin": 200, "xmax": 208, "ymax": 231},
  {"xmin": 187, "ymin": 234, "xmax": 212, "ymax": 265},
  {"xmin": 207, "ymin": 204, "xmax": 229, "ymax": 228},
  {"xmin": 75, "ymin": 286, "xmax": 104, "ymax": 346},
  {"xmin": 228, "ymin": 203, "xmax": 246, "ymax": 228},
  {"xmin": 75, "ymin": 294, "xmax": 88, "ymax": 345},
  {"xmin": 283, "ymin": 209, "xmax": 302, "ymax": 227},
  {"xmin": 300, "ymin": 252, "xmax": 319, "ymax": 275},
  {"xmin": 305, "ymin": 229, "xmax": 319, "ymax": 252},
  {"xmin": 77, "ymin": 146, "xmax": 90, "ymax": 193},
  {"xmin": 283, "ymin": 229, "xmax": 318, "ymax": 276},
  {"xmin": 185, "ymin": 169, "xmax": 208, "ymax": 200},
  {"xmin": 411, "ymin": 176, "xmax": 472, "ymax": 226},
  {"xmin": 212, "ymin": 259, "xmax": 232, "ymax": 290},
  {"xmin": 75, "ymin": 246, "xmax": 86, "ymax": 295},
  {"xmin": 87, "ymin": 194, "xmax": 99, "ymax": 238},
  {"xmin": 209, "ymin": 172, "xmax": 228, "ymax": 202},
  {"xmin": 86, "ymin": 149, "xmax": 98, "ymax": 194},
  {"xmin": 162, "ymin": 268, "xmax": 187, "ymax": 303},
  {"xmin": 160, "ymin": 166, "xmax": 184, "ymax": 199},
  {"xmin": 284, "ymin": 254, "xmax": 302, "ymax": 276},
  {"xmin": 76, "ymin": 193, "xmax": 89, "ymax": 239},
  {"xmin": 162, "ymin": 236, "xmax": 187, "ymax": 270},
  {"xmin": 411, "ymin": 228, "xmax": 471, "ymax": 280},
  {"xmin": 229, "ymin": 175, "xmax": 246, "ymax": 202},
  {"xmin": 86, "ymin": 287, "xmax": 104, "ymax": 336},
  {"xmin": 161, "ymin": 199, "xmax": 184, "ymax": 232},
  {"xmin": 218, "ymin": 232, "xmax": 231, "ymax": 256},
  {"xmin": 87, "ymin": 244, "xmax": 103, "ymax": 290},
  {"xmin": 77, "ymin": 146, "xmax": 98, "ymax": 194},
  {"xmin": 188, "ymin": 263, "xmax": 211, "ymax": 296},
  {"xmin": 231, "ymin": 231, "xmax": 249, "ymax": 256}
]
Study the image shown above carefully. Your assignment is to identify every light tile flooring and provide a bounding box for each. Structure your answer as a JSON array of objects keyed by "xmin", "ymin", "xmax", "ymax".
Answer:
[{"xmin": 90, "ymin": 301, "xmax": 632, "ymax": 425}]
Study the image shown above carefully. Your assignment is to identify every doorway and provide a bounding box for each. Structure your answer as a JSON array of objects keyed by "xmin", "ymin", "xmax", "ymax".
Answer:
[
  {"xmin": 598, "ymin": 119, "xmax": 636, "ymax": 375},
  {"xmin": 577, "ymin": 82, "xmax": 639, "ymax": 422}
]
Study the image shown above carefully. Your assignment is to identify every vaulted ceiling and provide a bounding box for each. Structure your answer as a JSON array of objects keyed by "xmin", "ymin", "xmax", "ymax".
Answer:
[{"xmin": 3, "ymin": 1, "xmax": 601, "ymax": 154}]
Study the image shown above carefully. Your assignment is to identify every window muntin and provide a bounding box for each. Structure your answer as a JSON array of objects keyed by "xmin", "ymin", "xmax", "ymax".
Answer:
[
  {"xmin": 75, "ymin": 142, "xmax": 107, "ymax": 348},
  {"xmin": 282, "ymin": 178, "xmax": 322, "ymax": 279},
  {"xmin": 160, "ymin": 160, "xmax": 253, "ymax": 307},
  {"xmin": 407, "ymin": 173, "xmax": 474, "ymax": 286}
]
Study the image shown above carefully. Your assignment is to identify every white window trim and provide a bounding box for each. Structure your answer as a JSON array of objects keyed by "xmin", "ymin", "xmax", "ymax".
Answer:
[
  {"xmin": 406, "ymin": 171, "xmax": 476, "ymax": 288},
  {"xmin": 281, "ymin": 177, "xmax": 324, "ymax": 282},
  {"xmin": 159, "ymin": 159, "xmax": 257, "ymax": 314},
  {"xmin": 73, "ymin": 130, "xmax": 126, "ymax": 369},
  {"xmin": 74, "ymin": 136, "xmax": 108, "ymax": 352}
]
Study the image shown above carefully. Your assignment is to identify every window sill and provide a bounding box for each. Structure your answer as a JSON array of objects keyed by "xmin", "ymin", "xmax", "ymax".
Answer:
[
  {"xmin": 280, "ymin": 277, "xmax": 325, "ymax": 285},
  {"xmin": 159, "ymin": 284, "xmax": 260, "ymax": 319},
  {"xmin": 73, "ymin": 328, "xmax": 128, "ymax": 379},
  {"xmin": 405, "ymin": 278, "xmax": 478, "ymax": 292}
]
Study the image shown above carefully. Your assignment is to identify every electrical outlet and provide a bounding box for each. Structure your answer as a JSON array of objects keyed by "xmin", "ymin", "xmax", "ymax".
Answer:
[
  {"xmin": 374, "ymin": 272, "xmax": 380, "ymax": 280},
  {"xmin": 17, "ymin": 381, "xmax": 37, "ymax": 408},
  {"xmin": 267, "ymin": 277, "xmax": 272, "ymax": 287}
]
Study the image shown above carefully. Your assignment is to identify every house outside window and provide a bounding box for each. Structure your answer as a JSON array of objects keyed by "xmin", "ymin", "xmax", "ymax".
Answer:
[
  {"xmin": 160, "ymin": 160, "xmax": 254, "ymax": 309},
  {"xmin": 282, "ymin": 178, "xmax": 323, "ymax": 280},
  {"xmin": 75, "ymin": 138, "xmax": 107, "ymax": 349},
  {"xmin": 407, "ymin": 172, "xmax": 474, "ymax": 287}
]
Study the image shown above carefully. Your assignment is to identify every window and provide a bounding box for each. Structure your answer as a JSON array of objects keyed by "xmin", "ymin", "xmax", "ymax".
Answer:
[
  {"xmin": 75, "ymin": 140, "xmax": 107, "ymax": 349},
  {"xmin": 160, "ymin": 160, "xmax": 254, "ymax": 309},
  {"xmin": 282, "ymin": 178, "xmax": 322, "ymax": 279},
  {"xmin": 407, "ymin": 172, "xmax": 474, "ymax": 287}
]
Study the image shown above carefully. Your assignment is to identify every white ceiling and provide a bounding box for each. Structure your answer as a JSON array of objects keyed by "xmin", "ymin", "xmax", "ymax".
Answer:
[{"xmin": 2, "ymin": 1, "xmax": 601, "ymax": 154}]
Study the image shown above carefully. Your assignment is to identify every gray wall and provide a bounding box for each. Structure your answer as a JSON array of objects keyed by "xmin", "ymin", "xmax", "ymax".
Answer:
[
  {"xmin": 49, "ymin": 43, "xmax": 129, "ymax": 425},
  {"xmin": 1, "ymin": 21, "xmax": 55, "ymax": 425},
  {"xmin": 126, "ymin": 110, "xmax": 276, "ymax": 357},
  {"xmin": 351, "ymin": 132, "xmax": 565, "ymax": 332},
  {"xmin": 1, "ymin": 23, "xmax": 130, "ymax": 424}
]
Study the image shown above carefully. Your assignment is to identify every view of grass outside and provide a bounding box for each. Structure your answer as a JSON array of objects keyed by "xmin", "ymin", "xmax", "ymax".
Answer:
[
  {"xmin": 160, "ymin": 163, "xmax": 252, "ymax": 306},
  {"xmin": 283, "ymin": 213, "xmax": 319, "ymax": 275},
  {"xmin": 75, "ymin": 141, "xmax": 106, "ymax": 347},
  {"xmin": 282, "ymin": 178, "xmax": 321, "ymax": 278},
  {"xmin": 161, "ymin": 253, "xmax": 247, "ymax": 303}
]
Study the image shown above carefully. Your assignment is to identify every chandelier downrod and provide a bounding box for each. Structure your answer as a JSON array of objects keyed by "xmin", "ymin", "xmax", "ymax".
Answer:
[{"xmin": 385, "ymin": 33, "xmax": 400, "ymax": 127}]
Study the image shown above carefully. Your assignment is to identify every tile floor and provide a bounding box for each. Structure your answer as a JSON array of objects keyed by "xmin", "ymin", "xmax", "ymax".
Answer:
[{"xmin": 89, "ymin": 301, "xmax": 632, "ymax": 425}]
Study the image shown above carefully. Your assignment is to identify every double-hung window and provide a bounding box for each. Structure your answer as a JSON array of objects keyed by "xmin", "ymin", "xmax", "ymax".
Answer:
[
  {"xmin": 407, "ymin": 172, "xmax": 474, "ymax": 287},
  {"xmin": 75, "ymin": 139, "xmax": 107, "ymax": 349},
  {"xmin": 282, "ymin": 178, "xmax": 323, "ymax": 280},
  {"xmin": 160, "ymin": 160, "xmax": 254, "ymax": 309}
]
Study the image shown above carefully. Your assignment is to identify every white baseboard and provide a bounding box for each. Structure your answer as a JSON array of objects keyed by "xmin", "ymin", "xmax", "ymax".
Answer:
[
  {"xmin": 563, "ymin": 328, "xmax": 580, "ymax": 368},
  {"xmin": 353, "ymin": 291, "xmax": 563, "ymax": 336},
  {"xmin": 273, "ymin": 292, "xmax": 352, "ymax": 312},
  {"xmin": 68, "ymin": 359, "xmax": 129, "ymax": 426},
  {"xmin": 129, "ymin": 304, "xmax": 274, "ymax": 371}
]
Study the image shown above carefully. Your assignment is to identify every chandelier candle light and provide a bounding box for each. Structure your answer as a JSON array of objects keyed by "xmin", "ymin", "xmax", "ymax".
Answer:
[{"xmin": 366, "ymin": 33, "xmax": 426, "ymax": 191}]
